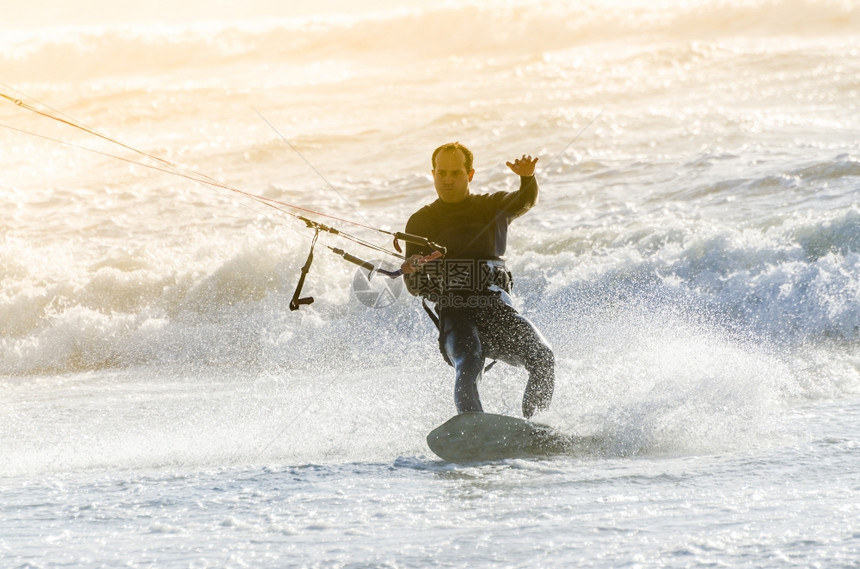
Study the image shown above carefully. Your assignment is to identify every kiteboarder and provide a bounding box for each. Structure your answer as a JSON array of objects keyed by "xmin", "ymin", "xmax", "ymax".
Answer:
[{"xmin": 401, "ymin": 142, "xmax": 554, "ymax": 419}]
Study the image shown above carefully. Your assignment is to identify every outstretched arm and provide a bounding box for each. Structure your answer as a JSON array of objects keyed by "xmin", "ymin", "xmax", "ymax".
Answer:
[{"xmin": 498, "ymin": 154, "xmax": 540, "ymax": 219}]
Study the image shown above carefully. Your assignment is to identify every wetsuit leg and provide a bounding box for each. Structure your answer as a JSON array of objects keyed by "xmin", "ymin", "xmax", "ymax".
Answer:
[
  {"xmin": 440, "ymin": 309, "xmax": 485, "ymax": 414},
  {"xmin": 519, "ymin": 332, "xmax": 555, "ymax": 419},
  {"xmin": 481, "ymin": 307, "xmax": 555, "ymax": 419}
]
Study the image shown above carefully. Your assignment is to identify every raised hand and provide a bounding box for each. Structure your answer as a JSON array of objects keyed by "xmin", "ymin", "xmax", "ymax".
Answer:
[{"xmin": 505, "ymin": 154, "xmax": 539, "ymax": 177}]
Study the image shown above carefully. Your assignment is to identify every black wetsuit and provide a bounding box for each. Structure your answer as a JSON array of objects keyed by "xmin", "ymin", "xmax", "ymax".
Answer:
[{"xmin": 404, "ymin": 176, "xmax": 554, "ymax": 418}]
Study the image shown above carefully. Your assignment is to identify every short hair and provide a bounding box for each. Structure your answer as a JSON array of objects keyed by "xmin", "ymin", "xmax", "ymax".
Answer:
[{"xmin": 432, "ymin": 142, "xmax": 474, "ymax": 172}]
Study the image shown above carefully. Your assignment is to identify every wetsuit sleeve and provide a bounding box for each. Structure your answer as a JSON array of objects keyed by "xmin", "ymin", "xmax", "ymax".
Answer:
[{"xmin": 493, "ymin": 175, "xmax": 539, "ymax": 220}]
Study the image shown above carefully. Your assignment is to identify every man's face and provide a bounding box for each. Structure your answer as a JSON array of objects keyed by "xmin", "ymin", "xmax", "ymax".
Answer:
[{"xmin": 433, "ymin": 149, "xmax": 474, "ymax": 204}]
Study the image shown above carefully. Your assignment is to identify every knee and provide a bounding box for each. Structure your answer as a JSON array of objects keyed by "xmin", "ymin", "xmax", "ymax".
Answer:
[
  {"xmin": 527, "ymin": 342, "xmax": 554, "ymax": 372},
  {"xmin": 540, "ymin": 344, "xmax": 555, "ymax": 366},
  {"xmin": 444, "ymin": 334, "xmax": 481, "ymax": 367}
]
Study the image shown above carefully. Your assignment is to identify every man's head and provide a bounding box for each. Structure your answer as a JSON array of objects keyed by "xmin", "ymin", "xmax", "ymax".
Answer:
[{"xmin": 431, "ymin": 142, "xmax": 475, "ymax": 204}]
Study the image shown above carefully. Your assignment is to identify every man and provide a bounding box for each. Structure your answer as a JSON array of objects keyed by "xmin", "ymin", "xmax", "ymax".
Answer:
[{"xmin": 401, "ymin": 142, "xmax": 554, "ymax": 419}]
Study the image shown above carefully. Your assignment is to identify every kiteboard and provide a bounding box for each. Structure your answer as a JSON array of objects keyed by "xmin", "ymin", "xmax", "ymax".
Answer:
[{"xmin": 427, "ymin": 412, "xmax": 596, "ymax": 463}]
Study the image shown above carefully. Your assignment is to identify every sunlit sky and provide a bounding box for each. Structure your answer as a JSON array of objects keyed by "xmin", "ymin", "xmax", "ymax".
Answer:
[{"xmin": 1, "ymin": 0, "xmax": 439, "ymax": 30}]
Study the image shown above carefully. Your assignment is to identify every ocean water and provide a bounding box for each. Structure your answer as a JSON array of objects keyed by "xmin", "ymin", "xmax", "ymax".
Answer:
[{"xmin": 1, "ymin": 0, "xmax": 859, "ymax": 567}]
